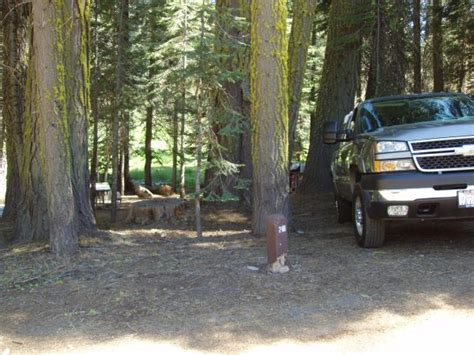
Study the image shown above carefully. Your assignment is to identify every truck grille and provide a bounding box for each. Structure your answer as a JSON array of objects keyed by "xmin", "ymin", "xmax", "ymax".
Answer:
[
  {"xmin": 409, "ymin": 136, "xmax": 474, "ymax": 173},
  {"xmin": 417, "ymin": 155, "xmax": 474, "ymax": 171},
  {"xmin": 411, "ymin": 137, "xmax": 474, "ymax": 151}
]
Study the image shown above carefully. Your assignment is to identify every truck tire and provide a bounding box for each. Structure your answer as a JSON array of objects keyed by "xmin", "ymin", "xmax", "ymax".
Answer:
[
  {"xmin": 336, "ymin": 195, "xmax": 352, "ymax": 223},
  {"xmin": 352, "ymin": 185, "xmax": 385, "ymax": 248}
]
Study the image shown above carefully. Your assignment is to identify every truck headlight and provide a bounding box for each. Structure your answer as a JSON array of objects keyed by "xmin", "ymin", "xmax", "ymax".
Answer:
[
  {"xmin": 375, "ymin": 141, "xmax": 408, "ymax": 153},
  {"xmin": 374, "ymin": 159, "xmax": 416, "ymax": 172}
]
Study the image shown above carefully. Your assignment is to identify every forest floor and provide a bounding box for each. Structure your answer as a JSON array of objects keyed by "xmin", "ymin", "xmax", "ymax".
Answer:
[{"xmin": 0, "ymin": 194, "xmax": 473, "ymax": 354}]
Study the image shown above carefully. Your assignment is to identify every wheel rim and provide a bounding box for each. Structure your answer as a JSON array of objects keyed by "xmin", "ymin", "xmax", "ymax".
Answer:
[{"xmin": 355, "ymin": 196, "xmax": 364, "ymax": 236}]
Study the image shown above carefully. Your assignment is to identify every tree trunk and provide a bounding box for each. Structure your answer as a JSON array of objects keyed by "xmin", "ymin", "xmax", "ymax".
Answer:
[
  {"xmin": 366, "ymin": 0, "xmax": 406, "ymax": 99},
  {"xmin": 144, "ymin": 64, "xmax": 154, "ymax": 187},
  {"xmin": 2, "ymin": 0, "xmax": 30, "ymax": 222},
  {"xmin": 250, "ymin": 0, "xmax": 289, "ymax": 236},
  {"xmin": 3, "ymin": 0, "xmax": 49, "ymax": 241},
  {"xmin": 195, "ymin": 99, "xmax": 203, "ymax": 238},
  {"xmin": 121, "ymin": 112, "xmax": 132, "ymax": 192},
  {"xmin": 66, "ymin": 0, "xmax": 96, "ymax": 232},
  {"xmin": 287, "ymin": 0, "xmax": 317, "ymax": 163},
  {"xmin": 179, "ymin": 0, "xmax": 188, "ymax": 199},
  {"xmin": 172, "ymin": 101, "xmax": 179, "ymax": 192},
  {"xmin": 205, "ymin": 0, "xmax": 245, "ymax": 196},
  {"xmin": 300, "ymin": 0, "xmax": 366, "ymax": 194},
  {"xmin": 179, "ymin": 100, "xmax": 186, "ymax": 199},
  {"xmin": 144, "ymin": 104, "xmax": 153, "ymax": 187},
  {"xmin": 432, "ymin": 0, "xmax": 444, "ymax": 92},
  {"xmin": 111, "ymin": 0, "xmax": 128, "ymax": 222},
  {"xmin": 413, "ymin": 0, "xmax": 422, "ymax": 93},
  {"xmin": 90, "ymin": 0, "xmax": 100, "ymax": 210},
  {"xmin": 28, "ymin": 0, "xmax": 95, "ymax": 256}
]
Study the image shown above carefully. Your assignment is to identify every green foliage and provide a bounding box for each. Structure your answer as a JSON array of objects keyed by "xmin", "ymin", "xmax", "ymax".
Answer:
[{"xmin": 443, "ymin": 0, "xmax": 473, "ymax": 93}]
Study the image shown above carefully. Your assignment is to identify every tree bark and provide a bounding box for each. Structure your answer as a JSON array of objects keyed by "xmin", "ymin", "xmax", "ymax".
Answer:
[
  {"xmin": 300, "ymin": 0, "xmax": 366, "ymax": 194},
  {"xmin": 144, "ymin": 57, "xmax": 154, "ymax": 188},
  {"xmin": 111, "ymin": 0, "xmax": 128, "ymax": 222},
  {"xmin": 172, "ymin": 101, "xmax": 179, "ymax": 192},
  {"xmin": 250, "ymin": 0, "xmax": 289, "ymax": 236},
  {"xmin": 413, "ymin": 0, "xmax": 422, "ymax": 93},
  {"xmin": 287, "ymin": 0, "xmax": 317, "ymax": 163},
  {"xmin": 366, "ymin": 0, "xmax": 406, "ymax": 99},
  {"xmin": 2, "ymin": 0, "xmax": 30, "ymax": 222},
  {"xmin": 179, "ymin": 0, "xmax": 188, "ymax": 199},
  {"xmin": 3, "ymin": 0, "xmax": 49, "ymax": 241},
  {"xmin": 66, "ymin": 0, "xmax": 96, "ymax": 232},
  {"xmin": 144, "ymin": 102, "xmax": 153, "ymax": 187},
  {"xmin": 205, "ymin": 0, "xmax": 245, "ymax": 196},
  {"xmin": 28, "ymin": 0, "xmax": 96, "ymax": 256},
  {"xmin": 432, "ymin": 0, "xmax": 444, "ymax": 92},
  {"xmin": 90, "ymin": 0, "xmax": 99, "ymax": 210}
]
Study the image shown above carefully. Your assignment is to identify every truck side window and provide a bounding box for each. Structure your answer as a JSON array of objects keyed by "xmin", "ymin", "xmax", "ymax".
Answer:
[{"xmin": 359, "ymin": 108, "xmax": 382, "ymax": 133}]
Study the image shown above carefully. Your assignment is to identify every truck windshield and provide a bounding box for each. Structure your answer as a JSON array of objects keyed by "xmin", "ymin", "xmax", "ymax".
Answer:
[{"xmin": 358, "ymin": 96, "xmax": 474, "ymax": 133}]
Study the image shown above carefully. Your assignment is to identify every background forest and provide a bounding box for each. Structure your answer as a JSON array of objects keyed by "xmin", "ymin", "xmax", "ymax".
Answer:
[{"xmin": 0, "ymin": 0, "xmax": 473, "ymax": 256}]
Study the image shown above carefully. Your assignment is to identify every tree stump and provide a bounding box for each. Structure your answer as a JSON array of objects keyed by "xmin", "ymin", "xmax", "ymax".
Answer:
[{"xmin": 126, "ymin": 198, "xmax": 186, "ymax": 225}]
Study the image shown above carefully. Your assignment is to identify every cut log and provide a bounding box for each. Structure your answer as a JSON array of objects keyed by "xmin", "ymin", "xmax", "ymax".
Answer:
[
  {"xmin": 156, "ymin": 184, "xmax": 173, "ymax": 196},
  {"xmin": 134, "ymin": 185, "xmax": 154, "ymax": 199},
  {"xmin": 126, "ymin": 198, "xmax": 187, "ymax": 225}
]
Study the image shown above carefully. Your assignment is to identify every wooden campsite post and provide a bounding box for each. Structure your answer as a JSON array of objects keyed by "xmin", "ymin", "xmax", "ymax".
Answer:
[{"xmin": 266, "ymin": 214, "xmax": 289, "ymax": 274}]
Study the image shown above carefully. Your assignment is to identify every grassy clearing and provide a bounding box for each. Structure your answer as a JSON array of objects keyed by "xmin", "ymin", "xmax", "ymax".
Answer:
[{"xmin": 128, "ymin": 153, "xmax": 202, "ymax": 189}]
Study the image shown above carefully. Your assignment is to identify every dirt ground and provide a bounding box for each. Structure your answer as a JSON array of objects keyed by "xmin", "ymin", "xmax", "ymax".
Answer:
[{"xmin": 1, "ymin": 194, "xmax": 473, "ymax": 354}]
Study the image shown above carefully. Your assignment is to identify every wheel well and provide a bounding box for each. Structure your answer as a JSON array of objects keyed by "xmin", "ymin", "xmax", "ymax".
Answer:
[{"xmin": 350, "ymin": 166, "xmax": 361, "ymax": 193}]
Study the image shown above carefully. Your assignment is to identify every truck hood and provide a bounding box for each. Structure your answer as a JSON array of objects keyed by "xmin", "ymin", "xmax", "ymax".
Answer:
[{"xmin": 366, "ymin": 119, "xmax": 474, "ymax": 142}]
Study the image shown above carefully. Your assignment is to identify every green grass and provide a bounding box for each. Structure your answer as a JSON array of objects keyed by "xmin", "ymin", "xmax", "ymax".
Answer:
[{"xmin": 128, "ymin": 154, "xmax": 202, "ymax": 190}]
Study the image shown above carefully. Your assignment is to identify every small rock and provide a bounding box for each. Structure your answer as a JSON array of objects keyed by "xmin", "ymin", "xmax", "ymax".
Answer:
[
  {"xmin": 268, "ymin": 255, "xmax": 290, "ymax": 274},
  {"xmin": 296, "ymin": 230, "xmax": 305, "ymax": 235},
  {"xmin": 246, "ymin": 266, "xmax": 259, "ymax": 271}
]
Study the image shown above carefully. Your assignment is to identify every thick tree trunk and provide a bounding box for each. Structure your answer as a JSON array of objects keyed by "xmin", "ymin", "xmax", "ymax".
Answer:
[
  {"xmin": 300, "ymin": 0, "xmax": 366, "ymax": 194},
  {"xmin": 287, "ymin": 0, "xmax": 317, "ymax": 163},
  {"xmin": 28, "ymin": 0, "xmax": 96, "ymax": 256},
  {"xmin": 250, "ymin": 0, "xmax": 289, "ymax": 236},
  {"xmin": 413, "ymin": 0, "xmax": 422, "ymax": 93},
  {"xmin": 432, "ymin": 0, "xmax": 444, "ymax": 92},
  {"xmin": 366, "ymin": 0, "xmax": 406, "ymax": 99},
  {"xmin": 3, "ymin": 0, "xmax": 49, "ymax": 241},
  {"xmin": 66, "ymin": 0, "xmax": 96, "ymax": 232}
]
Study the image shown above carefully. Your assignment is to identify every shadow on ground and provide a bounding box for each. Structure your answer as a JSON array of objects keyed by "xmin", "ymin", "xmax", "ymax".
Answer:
[{"xmin": 0, "ymin": 194, "xmax": 473, "ymax": 353}]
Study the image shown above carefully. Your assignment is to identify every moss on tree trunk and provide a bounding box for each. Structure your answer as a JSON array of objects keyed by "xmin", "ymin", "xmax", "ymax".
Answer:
[{"xmin": 250, "ymin": 0, "xmax": 289, "ymax": 236}]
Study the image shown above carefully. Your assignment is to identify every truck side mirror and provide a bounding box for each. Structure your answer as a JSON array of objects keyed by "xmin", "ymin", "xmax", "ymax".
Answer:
[{"xmin": 323, "ymin": 121, "xmax": 338, "ymax": 144}]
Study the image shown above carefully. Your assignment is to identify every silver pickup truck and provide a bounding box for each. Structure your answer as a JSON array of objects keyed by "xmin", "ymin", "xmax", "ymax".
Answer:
[{"xmin": 323, "ymin": 93, "xmax": 474, "ymax": 248}]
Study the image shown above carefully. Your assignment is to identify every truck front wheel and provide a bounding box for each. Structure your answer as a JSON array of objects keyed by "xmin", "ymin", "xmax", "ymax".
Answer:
[{"xmin": 353, "ymin": 186, "xmax": 386, "ymax": 248}]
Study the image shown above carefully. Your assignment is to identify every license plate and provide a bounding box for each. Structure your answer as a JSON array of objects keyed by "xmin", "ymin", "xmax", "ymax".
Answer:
[{"xmin": 458, "ymin": 190, "xmax": 474, "ymax": 208}]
